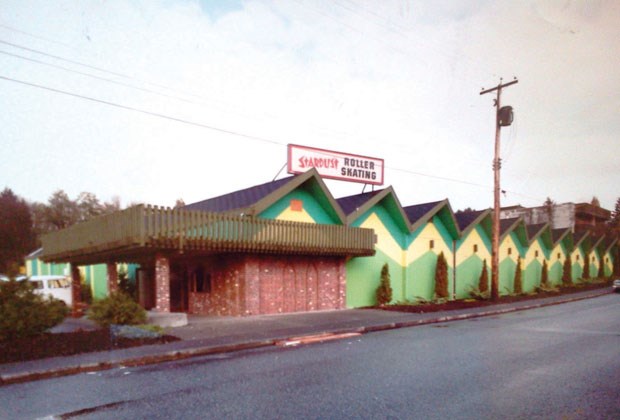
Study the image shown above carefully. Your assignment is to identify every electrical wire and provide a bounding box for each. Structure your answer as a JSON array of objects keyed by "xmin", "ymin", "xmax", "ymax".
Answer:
[{"xmin": 0, "ymin": 74, "xmax": 284, "ymax": 146}]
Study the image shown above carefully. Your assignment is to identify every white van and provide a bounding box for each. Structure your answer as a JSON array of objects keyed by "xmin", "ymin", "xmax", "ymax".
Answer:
[{"xmin": 28, "ymin": 275, "xmax": 73, "ymax": 306}]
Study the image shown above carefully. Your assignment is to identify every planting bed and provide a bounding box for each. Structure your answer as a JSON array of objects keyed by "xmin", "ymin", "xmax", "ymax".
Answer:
[
  {"xmin": 379, "ymin": 281, "xmax": 611, "ymax": 314},
  {"xmin": 0, "ymin": 329, "xmax": 179, "ymax": 364}
]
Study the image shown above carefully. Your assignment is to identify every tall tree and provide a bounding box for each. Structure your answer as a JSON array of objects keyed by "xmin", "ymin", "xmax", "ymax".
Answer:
[
  {"xmin": 0, "ymin": 188, "xmax": 36, "ymax": 274},
  {"xmin": 608, "ymin": 197, "xmax": 620, "ymax": 231},
  {"xmin": 543, "ymin": 197, "xmax": 555, "ymax": 228}
]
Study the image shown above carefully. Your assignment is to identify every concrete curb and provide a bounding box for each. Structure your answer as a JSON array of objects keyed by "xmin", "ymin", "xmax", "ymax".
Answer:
[{"xmin": 0, "ymin": 289, "xmax": 610, "ymax": 386}]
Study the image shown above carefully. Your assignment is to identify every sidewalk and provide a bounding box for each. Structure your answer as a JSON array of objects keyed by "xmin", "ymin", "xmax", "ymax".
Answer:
[{"xmin": 0, "ymin": 288, "xmax": 611, "ymax": 385}]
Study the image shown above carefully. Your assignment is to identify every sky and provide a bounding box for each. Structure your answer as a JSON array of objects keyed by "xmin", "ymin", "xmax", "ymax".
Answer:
[{"xmin": 1, "ymin": 0, "xmax": 619, "ymax": 213}]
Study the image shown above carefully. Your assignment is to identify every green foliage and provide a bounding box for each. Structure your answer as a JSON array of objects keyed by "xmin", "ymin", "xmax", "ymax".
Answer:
[
  {"xmin": 0, "ymin": 188, "xmax": 36, "ymax": 274},
  {"xmin": 562, "ymin": 255, "xmax": 572, "ymax": 285},
  {"xmin": 434, "ymin": 252, "xmax": 449, "ymax": 299},
  {"xmin": 513, "ymin": 256, "xmax": 523, "ymax": 295},
  {"xmin": 468, "ymin": 286, "xmax": 489, "ymax": 300},
  {"xmin": 583, "ymin": 252, "xmax": 590, "ymax": 279},
  {"xmin": 478, "ymin": 259, "xmax": 489, "ymax": 293},
  {"xmin": 536, "ymin": 283, "xmax": 559, "ymax": 293},
  {"xmin": 597, "ymin": 256, "xmax": 605, "ymax": 279},
  {"xmin": 375, "ymin": 263, "xmax": 392, "ymax": 306},
  {"xmin": 541, "ymin": 259, "xmax": 549, "ymax": 286},
  {"xmin": 0, "ymin": 279, "xmax": 68, "ymax": 341},
  {"xmin": 118, "ymin": 268, "xmax": 136, "ymax": 299},
  {"xmin": 87, "ymin": 292, "xmax": 147, "ymax": 328}
]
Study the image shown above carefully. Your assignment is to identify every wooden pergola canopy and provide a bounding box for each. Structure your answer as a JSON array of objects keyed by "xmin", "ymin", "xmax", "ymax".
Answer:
[{"xmin": 40, "ymin": 205, "xmax": 376, "ymax": 265}]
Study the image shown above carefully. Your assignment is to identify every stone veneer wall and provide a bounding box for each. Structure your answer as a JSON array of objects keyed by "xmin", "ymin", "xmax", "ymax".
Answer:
[{"xmin": 189, "ymin": 254, "xmax": 346, "ymax": 316}]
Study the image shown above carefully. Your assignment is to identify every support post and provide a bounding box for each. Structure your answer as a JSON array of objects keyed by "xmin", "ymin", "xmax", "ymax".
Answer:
[
  {"xmin": 480, "ymin": 78, "xmax": 518, "ymax": 301},
  {"xmin": 154, "ymin": 254, "xmax": 171, "ymax": 312},
  {"xmin": 107, "ymin": 262, "xmax": 118, "ymax": 294},
  {"xmin": 70, "ymin": 263, "xmax": 82, "ymax": 318}
]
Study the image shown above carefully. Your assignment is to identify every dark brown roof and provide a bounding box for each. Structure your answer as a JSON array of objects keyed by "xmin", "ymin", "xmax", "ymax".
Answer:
[{"xmin": 527, "ymin": 223, "xmax": 547, "ymax": 239}]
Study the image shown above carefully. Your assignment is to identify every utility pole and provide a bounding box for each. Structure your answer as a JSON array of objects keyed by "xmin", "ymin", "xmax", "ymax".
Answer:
[{"xmin": 480, "ymin": 77, "xmax": 518, "ymax": 301}]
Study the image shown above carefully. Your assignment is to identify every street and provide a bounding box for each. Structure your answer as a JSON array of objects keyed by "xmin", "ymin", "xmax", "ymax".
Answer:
[{"xmin": 1, "ymin": 294, "xmax": 619, "ymax": 419}]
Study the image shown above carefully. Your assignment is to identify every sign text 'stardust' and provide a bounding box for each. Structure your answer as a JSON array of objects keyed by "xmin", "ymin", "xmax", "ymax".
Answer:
[{"xmin": 287, "ymin": 144, "xmax": 384, "ymax": 185}]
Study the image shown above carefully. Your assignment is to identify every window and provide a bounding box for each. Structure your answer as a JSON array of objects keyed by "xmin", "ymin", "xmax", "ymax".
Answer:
[
  {"xmin": 507, "ymin": 247, "xmax": 512, "ymax": 255},
  {"xmin": 429, "ymin": 240, "xmax": 434, "ymax": 249},
  {"xmin": 557, "ymin": 253, "xmax": 561, "ymax": 259},
  {"xmin": 473, "ymin": 244, "xmax": 478, "ymax": 253},
  {"xmin": 535, "ymin": 250, "xmax": 539, "ymax": 257},
  {"xmin": 576, "ymin": 255, "xmax": 579, "ymax": 261}
]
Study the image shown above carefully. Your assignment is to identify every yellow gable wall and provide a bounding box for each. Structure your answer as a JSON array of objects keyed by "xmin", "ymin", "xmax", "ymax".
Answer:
[
  {"xmin": 359, "ymin": 212, "xmax": 404, "ymax": 265},
  {"xmin": 456, "ymin": 229, "xmax": 491, "ymax": 266},
  {"xmin": 571, "ymin": 248, "xmax": 585, "ymax": 268},
  {"xmin": 551, "ymin": 244, "xmax": 565, "ymax": 262},
  {"xmin": 275, "ymin": 207, "xmax": 316, "ymax": 223},
  {"xmin": 499, "ymin": 235, "xmax": 519, "ymax": 263},
  {"xmin": 406, "ymin": 223, "xmax": 453, "ymax": 267},
  {"xmin": 525, "ymin": 240, "xmax": 544, "ymax": 266}
]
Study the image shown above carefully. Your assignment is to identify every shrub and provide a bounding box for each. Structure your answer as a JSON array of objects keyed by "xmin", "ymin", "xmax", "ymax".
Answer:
[
  {"xmin": 468, "ymin": 286, "xmax": 489, "ymax": 300},
  {"xmin": 536, "ymin": 283, "xmax": 559, "ymax": 293},
  {"xmin": 562, "ymin": 255, "xmax": 572, "ymax": 285},
  {"xmin": 597, "ymin": 256, "xmax": 605, "ymax": 279},
  {"xmin": 87, "ymin": 292, "xmax": 147, "ymax": 328},
  {"xmin": 434, "ymin": 252, "xmax": 449, "ymax": 299},
  {"xmin": 375, "ymin": 263, "xmax": 392, "ymax": 306},
  {"xmin": 541, "ymin": 259, "xmax": 549, "ymax": 286},
  {"xmin": 583, "ymin": 252, "xmax": 590, "ymax": 279},
  {"xmin": 478, "ymin": 259, "xmax": 489, "ymax": 293},
  {"xmin": 0, "ymin": 279, "xmax": 68, "ymax": 341},
  {"xmin": 513, "ymin": 256, "xmax": 523, "ymax": 295}
]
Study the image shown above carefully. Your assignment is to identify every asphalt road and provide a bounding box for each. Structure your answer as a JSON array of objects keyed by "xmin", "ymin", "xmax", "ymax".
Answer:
[{"xmin": 1, "ymin": 294, "xmax": 619, "ymax": 419}]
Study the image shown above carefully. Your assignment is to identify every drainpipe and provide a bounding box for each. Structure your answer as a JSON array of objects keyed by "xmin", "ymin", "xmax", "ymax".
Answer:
[{"xmin": 452, "ymin": 240, "xmax": 457, "ymax": 300}]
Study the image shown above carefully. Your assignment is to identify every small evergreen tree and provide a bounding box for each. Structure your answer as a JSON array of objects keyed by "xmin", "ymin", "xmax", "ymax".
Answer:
[
  {"xmin": 434, "ymin": 252, "xmax": 449, "ymax": 299},
  {"xmin": 562, "ymin": 255, "xmax": 572, "ymax": 285},
  {"xmin": 583, "ymin": 252, "xmax": 590, "ymax": 279},
  {"xmin": 597, "ymin": 255, "xmax": 605, "ymax": 279},
  {"xmin": 478, "ymin": 259, "xmax": 489, "ymax": 293},
  {"xmin": 541, "ymin": 259, "xmax": 549, "ymax": 286},
  {"xmin": 513, "ymin": 256, "xmax": 522, "ymax": 294},
  {"xmin": 375, "ymin": 263, "xmax": 392, "ymax": 306}
]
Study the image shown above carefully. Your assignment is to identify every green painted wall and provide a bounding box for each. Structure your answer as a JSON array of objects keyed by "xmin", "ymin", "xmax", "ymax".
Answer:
[
  {"xmin": 455, "ymin": 254, "xmax": 485, "ymax": 299},
  {"xmin": 346, "ymin": 248, "xmax": 403, "ymax": 308},
  {"xmin": 549, "ymin": 261, "xmax": 562, "ymax": 285},
  {"xmin": 405, "ymin": 252, "xmax": 454, "ymax": 301},
  {"xmin": 499, "ymin": 258, "xmax": 516, "ymax": 295},
  {"xmin": 260, "ymin": 188, "xmax": 339, "ymax": 224},
  {"xmin": 524, "ymin": 259, "xmax": 542, "ymax": 292}
]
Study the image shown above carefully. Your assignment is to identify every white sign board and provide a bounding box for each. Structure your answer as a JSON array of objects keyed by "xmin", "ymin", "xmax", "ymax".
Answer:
[{"xmin": 287, "ymin": 144, "xmax": 384, "ymax": 185}]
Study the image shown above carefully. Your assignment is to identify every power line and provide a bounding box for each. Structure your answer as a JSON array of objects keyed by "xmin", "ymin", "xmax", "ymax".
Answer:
[
  {"xmin": 1, "ymin": 73, "xmax": 545, "ymax": 204},
  {"xmin": 0, "ymin": 74, "xmax": 284, "ymax": 146},
  {"xmin": 0, "ymin": 23, "xmax": 74, "ymax": 48},
  {"xmin": 0, "ymin": 49, "xmax": 203, "ymax": 106}
]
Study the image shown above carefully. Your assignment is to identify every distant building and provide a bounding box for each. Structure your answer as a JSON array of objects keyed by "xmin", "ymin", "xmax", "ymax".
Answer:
[{"xmin": 500, "ymin": 202, "xmax": 611, "ymax": 234}]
